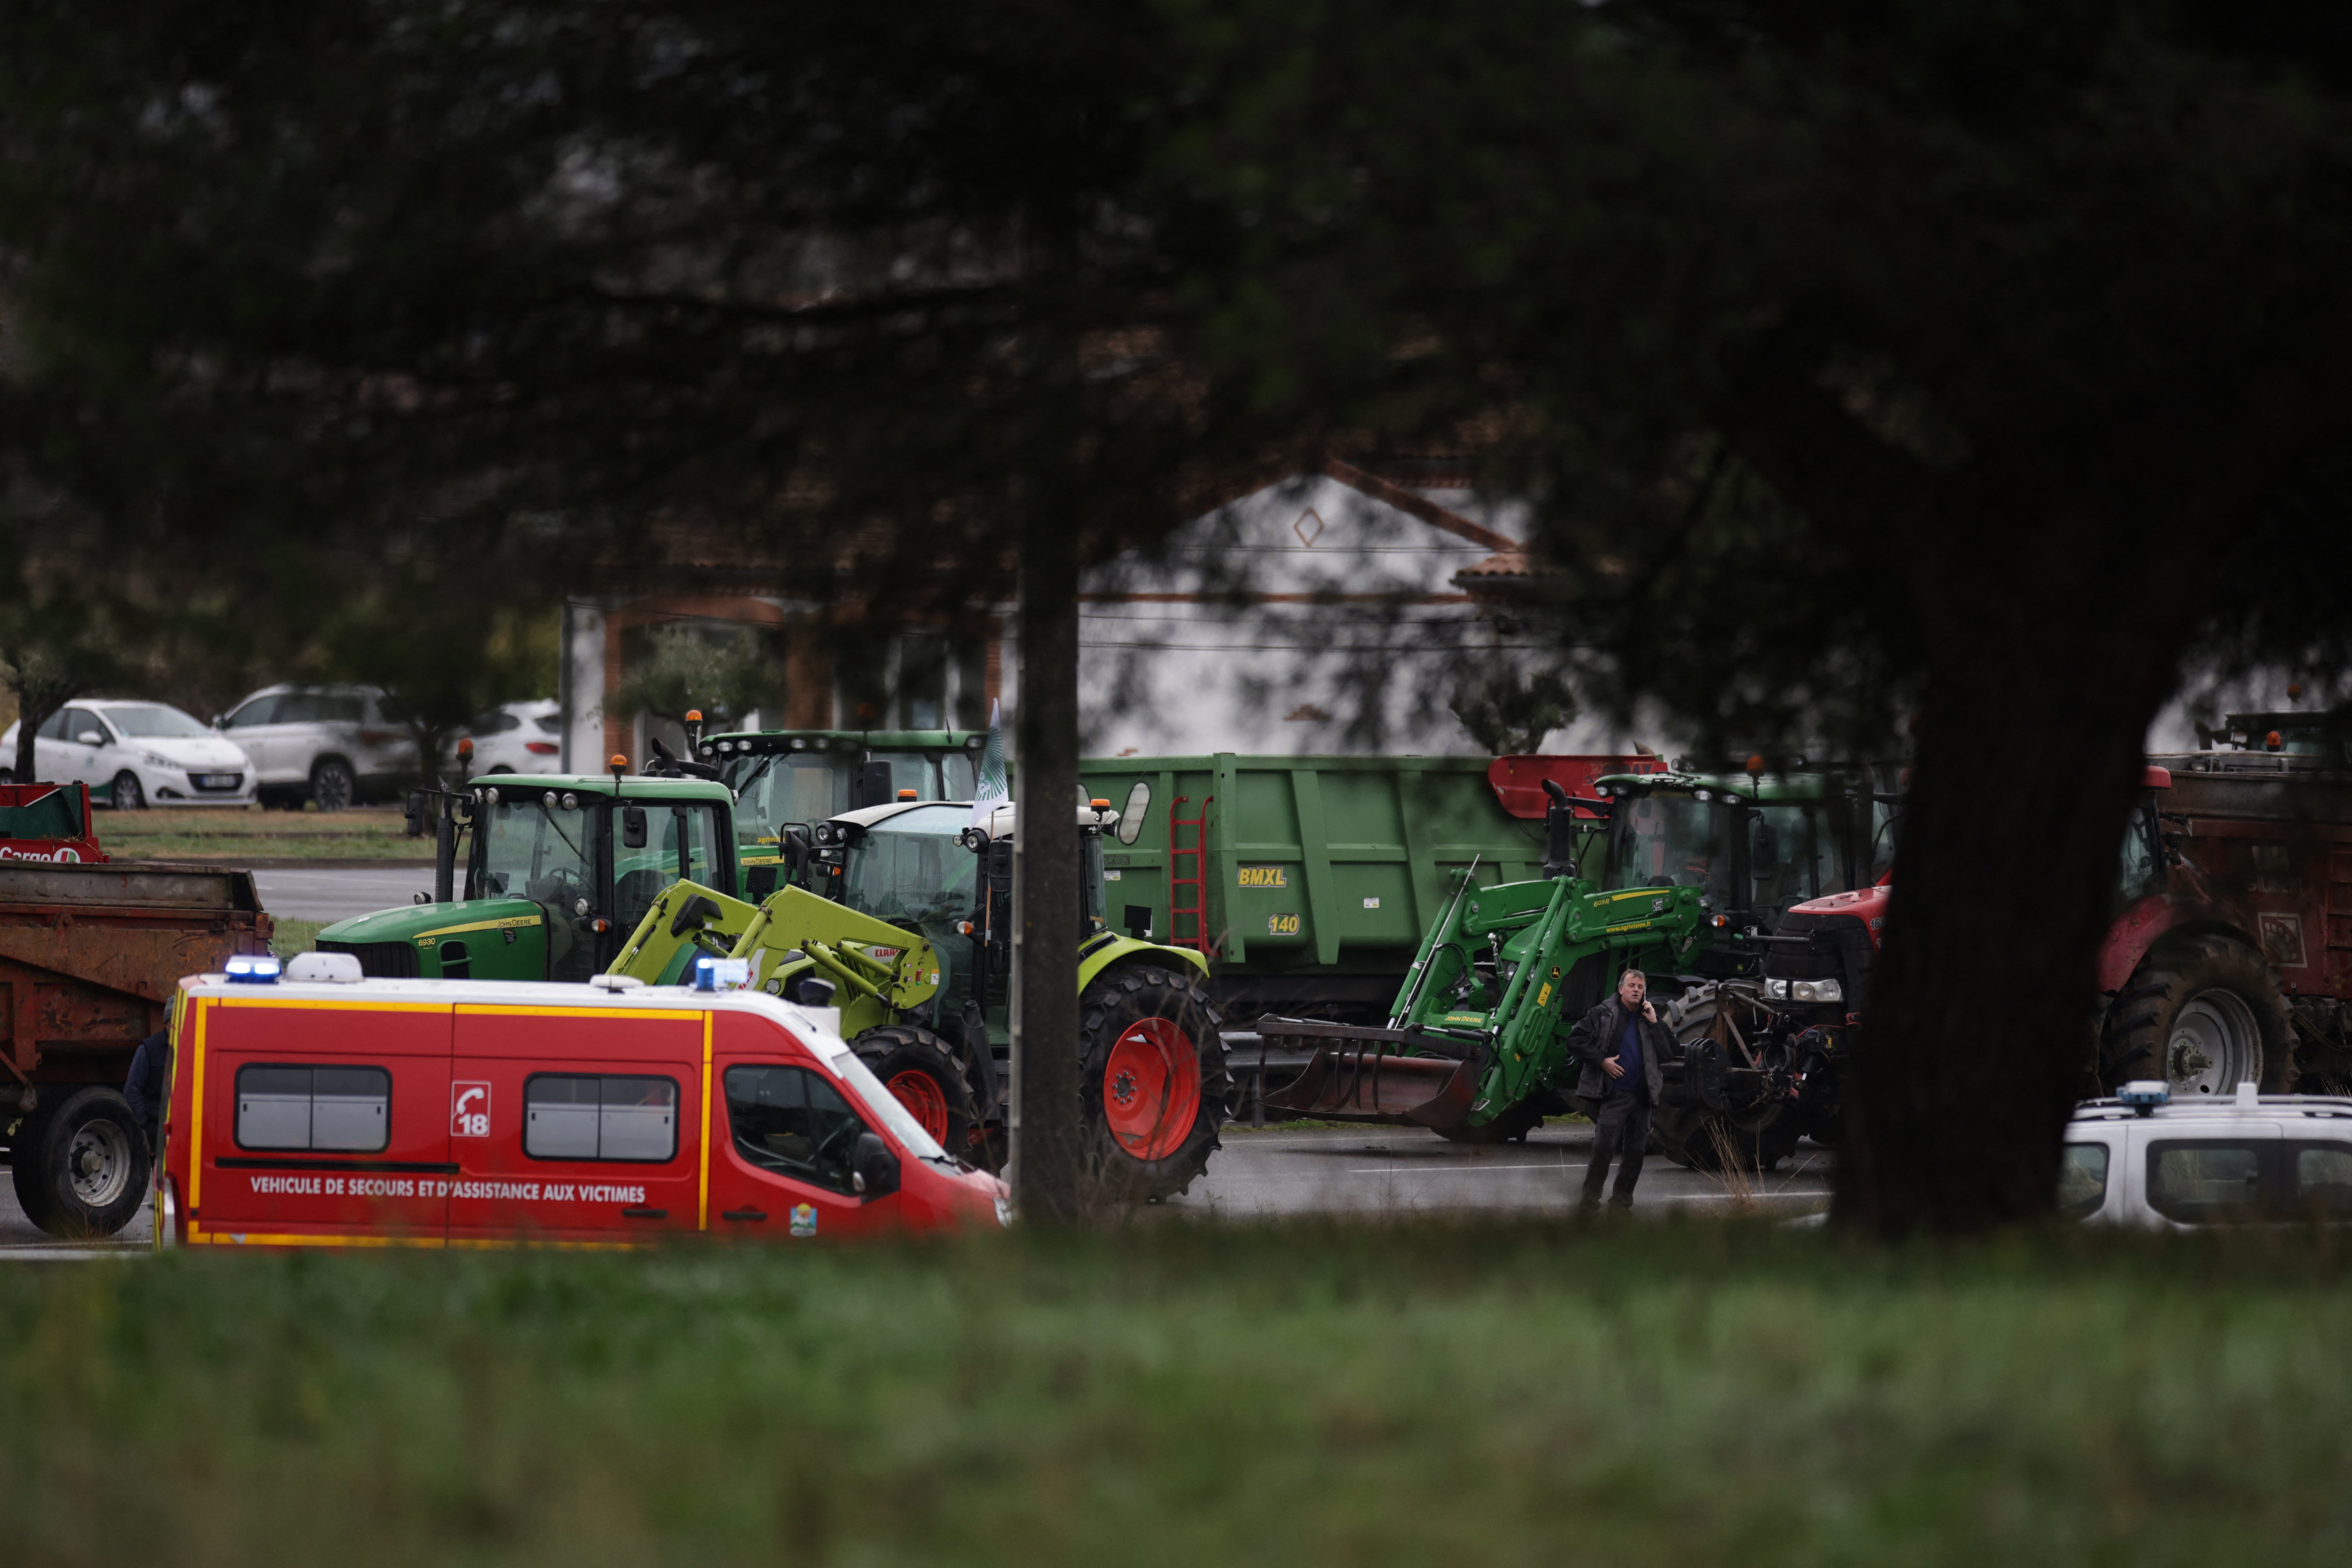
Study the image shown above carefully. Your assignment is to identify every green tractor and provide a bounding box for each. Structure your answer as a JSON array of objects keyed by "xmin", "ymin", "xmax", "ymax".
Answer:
[
  {"xmin": 1585, "ymin": 760, "xmax": 1895, "ymax": 1167},
  {"xmin": 608, "ymin": 793, "xmax": 1230, "ymax": 1198},
  {"xmin": 1261, "ymin": 780, "xmax": 1711, "ymax": 1140},
  {"xmin": 316, "ymin": 771, "xmax": 740, "ymax": 980},
  {"xmin": 695, "ymin": 726, "xmax": 986, "ymax": 898}
]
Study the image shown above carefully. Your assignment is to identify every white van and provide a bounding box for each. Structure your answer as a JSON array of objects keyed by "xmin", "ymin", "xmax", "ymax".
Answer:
[{"xmin": 2062, "ymin": 1082, "xmax": 2352, "ymax": 1227}]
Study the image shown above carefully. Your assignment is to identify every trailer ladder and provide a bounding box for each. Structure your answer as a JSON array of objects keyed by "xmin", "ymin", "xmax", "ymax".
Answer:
[{"xmin": 1168, "ymin": 794, "xmax": 1214, "ymax": 955}]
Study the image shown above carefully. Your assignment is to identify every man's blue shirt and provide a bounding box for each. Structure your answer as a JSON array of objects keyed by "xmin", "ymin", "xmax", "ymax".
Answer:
[{"xmin": 1613, "ymin": 1011, "xmax": 1645, "ymax": 1098}]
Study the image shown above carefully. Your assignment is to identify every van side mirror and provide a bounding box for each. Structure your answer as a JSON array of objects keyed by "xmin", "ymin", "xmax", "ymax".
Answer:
[
  {"xmin": 851, "ymin": 1130, "xmax": 900, "ymax": 1197},
  {"xmin": 77, "ymin": 731, "xmax": 104, "ymax": 746},
  {"xmin": 621, "ymin": 804, "xmax": 648, "ymax": 848}
]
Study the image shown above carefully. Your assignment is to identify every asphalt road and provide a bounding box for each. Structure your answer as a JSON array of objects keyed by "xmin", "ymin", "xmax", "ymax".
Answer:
[
  {"xmin": 0, "ymin": 1125, "xmax": 1830, "ymax": 1258},
  {"xmin": 252, "ymin": 866, "xmax": 439, "ymax": 924},
  {"xmin": 1174, "ymin": 1122, "xmax": 1834, "ymax": 1220},
  {"xmin": 0, "ymin": 1183, "xmax": 152, "ymax": 1260}
]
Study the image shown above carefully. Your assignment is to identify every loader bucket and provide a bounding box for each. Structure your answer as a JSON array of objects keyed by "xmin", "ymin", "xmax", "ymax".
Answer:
[{"xmin": 1255, "ymin": 1017, "xmax": 1485, "ymax": 1131}]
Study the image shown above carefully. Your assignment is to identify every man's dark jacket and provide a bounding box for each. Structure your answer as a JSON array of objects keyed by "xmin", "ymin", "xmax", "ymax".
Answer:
[{"xmin": 1564, "ymin": 995, "xmax": 1672, "ymax": 1114}]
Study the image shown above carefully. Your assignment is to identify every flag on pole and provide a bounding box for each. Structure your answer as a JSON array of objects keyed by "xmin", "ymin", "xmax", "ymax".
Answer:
[{"xmin": 970, "ymin": 700, "xmax": 1010, "ymax": 828}]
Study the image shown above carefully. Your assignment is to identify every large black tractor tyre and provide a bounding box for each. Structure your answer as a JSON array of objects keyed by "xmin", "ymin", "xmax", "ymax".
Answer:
[
  {"xmin": 853, "ymin": 1025, "xmax": 984, "ymax": 1167},
  {"xmin": 1652, "ymin": 984, "xmax": 1802, "ymax": 1173},
  {"xmin": 2103, "ymin": 933, "xmax": 2295, "ymax": 1100},
  {"xmin": 1079, "ymin": 964, "xmax": 1230, "ymax": 1201},
  {"xmin": 12, "ymin": 1087, "xmax": 149, "ymax": 1238}
]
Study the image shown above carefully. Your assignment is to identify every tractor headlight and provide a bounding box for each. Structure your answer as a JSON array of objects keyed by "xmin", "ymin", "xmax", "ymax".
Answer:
[
  {"xmin": 814, "ymin": 822, "xmax": 838, "ymax": 845},
  {"xmin": 1764, "ymin": 978, "xmax": 1790, "ymax": 1000},
  {"xmin": 1790, "ymin": 978, "xmax": 1844, "ymax": 1003}
]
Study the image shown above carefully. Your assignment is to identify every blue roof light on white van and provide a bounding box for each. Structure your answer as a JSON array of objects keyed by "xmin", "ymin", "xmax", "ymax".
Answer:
[
  {"xmin": 223, "ymin": 953, "xmax": 283, "ymax": 985},
  {"xmin": 2116, "ymin": 1080, "xmax": 2169, "ymax": 1117}
]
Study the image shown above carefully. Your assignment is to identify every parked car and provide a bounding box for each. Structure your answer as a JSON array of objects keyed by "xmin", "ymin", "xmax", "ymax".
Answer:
[
  {"xmin": 215, "ymin": 684, "xmax": 425, "ymax": 810},
  {"xmin": 2062, "ymin": 1082, "xmax": 2352, "ymax": 1227},
  {"xmin": 463, "ymin": 698, "xmax": 563, "ymax": 775},
  {"xmin": 0, "ymin": 699, "xmax": 257, "ymax": 808}
]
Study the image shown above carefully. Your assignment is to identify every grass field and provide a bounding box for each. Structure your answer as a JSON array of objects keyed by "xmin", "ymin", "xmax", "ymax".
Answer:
[
  {"xmin": 269, "ymin": 917, "xmax": 324, "ymax": 958},
  {"xmin": 99, "ymin": 805, "xmax": 432, "ymax": 863},
  {"xmin": 7, "ymin": 1221, "xmax": 2351, "ymax": 1566}
]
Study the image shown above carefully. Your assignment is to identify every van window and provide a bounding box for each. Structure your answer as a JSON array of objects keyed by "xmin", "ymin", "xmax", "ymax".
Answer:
[
  {"xmin": 2290, "ymin": 1143, "xmax": 2352, "ymax": 1218},
  {"xmin": 2147, "ymin": 1141, "xmax": 2267, "ymax": 1224},
  {"xmin": 2056, "ymin": 1142, "xmax": 2110, "ymax": 1220},
  {"xmin": 524, "ymin": 1074, "xmax": 678, "ymax": 1162},
  {"xmin": 723, "ymin": 1064, "xmax": 871, "ymax": 1194},
  {"xmin": 234, "ymin": 1064, "xmax": 390, "ymax": 1152}
]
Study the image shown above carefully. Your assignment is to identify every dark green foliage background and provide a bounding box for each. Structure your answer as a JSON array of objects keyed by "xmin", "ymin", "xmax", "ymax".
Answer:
[{"xmin": 8, "ymin": 1224, "xmax": 2352, "ymax": 1565}]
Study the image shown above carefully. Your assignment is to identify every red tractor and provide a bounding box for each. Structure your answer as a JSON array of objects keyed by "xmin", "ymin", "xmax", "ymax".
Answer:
[{"xmin": 1748, "ymin": 717, "xmax": 2352, "ymax": 1138}]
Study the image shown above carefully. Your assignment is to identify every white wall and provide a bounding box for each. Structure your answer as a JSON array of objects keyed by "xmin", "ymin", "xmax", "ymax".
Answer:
[{"xmin": 1076, "ymin": 474, "xmax": 1525, "ymax": 758}]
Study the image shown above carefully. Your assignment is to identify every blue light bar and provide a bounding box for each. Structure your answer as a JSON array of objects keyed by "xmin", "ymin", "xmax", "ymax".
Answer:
[
  {"xmin": 2116, "ymin": 1080, "xmax": 2169, "ymax": 1117},
  {"xmin": 693, "ymin": 955, "xmax": 751, "ymax": 993},
  {"xmin": 224, "ymin": 953, "xmax": 283, "ymax": 985}
]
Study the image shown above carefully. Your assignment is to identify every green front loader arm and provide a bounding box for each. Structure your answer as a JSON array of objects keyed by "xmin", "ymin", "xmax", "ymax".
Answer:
[
  {"xmin": 606, "ymin": 880, "xmax": 944, "ymax": 1041},
  {"xmin": 1261, "ymin": 871, "xmax": 1708, "ymax": 1130}
]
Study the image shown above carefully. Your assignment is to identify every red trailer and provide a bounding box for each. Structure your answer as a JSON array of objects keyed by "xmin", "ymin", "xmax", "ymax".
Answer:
[
  {"xmin": 0, "ymin": 784, "xmax": 271, "ymax": 1234},
  {"xmin": 158, "ymin": 966, "xmax": 1006, "ymax": 1248}
]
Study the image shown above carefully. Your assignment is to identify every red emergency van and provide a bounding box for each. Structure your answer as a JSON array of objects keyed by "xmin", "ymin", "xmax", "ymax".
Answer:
[{"xmin": 156, "ymin": 960, "xmax": 1007, "ymax": 1247}]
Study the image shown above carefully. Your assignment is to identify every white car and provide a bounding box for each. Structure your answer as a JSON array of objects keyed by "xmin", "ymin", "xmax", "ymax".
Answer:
[
  {"xmin": 2062, "ymin": 1081, "xmax": 2352, "ymax": 1227},
  {"xmin": 0, "ymin": 699, "xmax": 256, "ymax": 809},
  {"xmin": 215, "ymin": 683, "xmax": 425, "ymax": 810},
  {"xmin": 461, "ymin": 699, "xmax": 563, "ymax": 775}
]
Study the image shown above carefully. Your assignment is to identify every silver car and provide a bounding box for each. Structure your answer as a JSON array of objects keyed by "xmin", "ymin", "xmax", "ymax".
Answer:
[{"xmin": 214, "ymin": 684, "xmax": 421, "ymax": 810}]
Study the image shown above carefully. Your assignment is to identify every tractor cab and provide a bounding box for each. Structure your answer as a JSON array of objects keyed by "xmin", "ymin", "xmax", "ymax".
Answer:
[
  {"xmin": 800, "ymin": 794, "xmax": 1129, "ymax": 1041},
  {"xmin": 1590, "ymin": 764, "xmax": 1879, "ymax": 978},
  {"xmin": 699, "ymin": 728, "xmax": 987, "ymax": 898},
  {"xmin": 318, "ymin": 773, "xmax": 738, "ymax": 983}
]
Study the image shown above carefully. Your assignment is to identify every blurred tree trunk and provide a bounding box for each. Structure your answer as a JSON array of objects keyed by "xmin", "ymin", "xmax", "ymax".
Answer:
[
  {"xmin": 1837, "ymin": 625, "xmax": 2176, "ymax": 1233},
  {"xmin": 1013, "ymin": 519, "xmax": 1083, "ymax": 1221}
]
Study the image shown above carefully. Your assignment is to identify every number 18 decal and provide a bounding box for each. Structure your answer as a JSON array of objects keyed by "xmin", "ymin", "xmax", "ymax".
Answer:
[{"xmin": 451, "ymin": 1081, "xmax": 492, "ymax": 1138}]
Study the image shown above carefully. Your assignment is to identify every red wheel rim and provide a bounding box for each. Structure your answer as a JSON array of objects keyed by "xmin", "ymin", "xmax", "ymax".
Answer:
[
  {"xmin": 886, "ymin": 1069, "xmax": 951, "ymax": 1143},
  {"xmin": 1102, "ymin": 1018, "xmax": 1202, "ymax": 1162}
]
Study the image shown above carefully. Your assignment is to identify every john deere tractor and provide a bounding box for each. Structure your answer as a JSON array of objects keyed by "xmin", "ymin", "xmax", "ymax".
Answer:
[
  {"xmin": 1583, "ymin": 761, "xmax": 1893, "ymax": 1168},
  {"xmin": 1260, "ymin": 780, "xmax": 1711, "ymax": 1141},
  {"xmin": 610, "ymin": 794, "xmax": 1229, "ymax": 1200},
  {"xmin": 317, "ymin": 771, "xmax": 740, "ymax": 980}
]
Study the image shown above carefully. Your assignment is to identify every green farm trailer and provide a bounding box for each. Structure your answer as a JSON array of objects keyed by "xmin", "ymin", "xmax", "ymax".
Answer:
[{"xmin": 1076, "ymin": 753, "xmax": 1663, "ymax": 1025}]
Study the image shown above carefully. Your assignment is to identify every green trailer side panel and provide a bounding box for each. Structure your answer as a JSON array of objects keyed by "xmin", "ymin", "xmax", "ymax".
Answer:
[{"xmin": 1078, "ymin": 754, "xmax": 1549, "ymax": 985}]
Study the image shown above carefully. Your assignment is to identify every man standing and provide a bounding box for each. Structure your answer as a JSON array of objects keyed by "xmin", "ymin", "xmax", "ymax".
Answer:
[
  {"xmin": 123, "ymin": 1028, "xmax": 168, "ymax": 1154},
  {"xmin": 1568, "ymin": 967, "xmax": 1671, "ymax": 1214}
]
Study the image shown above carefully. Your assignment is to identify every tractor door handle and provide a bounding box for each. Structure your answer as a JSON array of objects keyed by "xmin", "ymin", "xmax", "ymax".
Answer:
[
  {"xmin": 721, "ymin": 1207, "xmax": 768, "ymax": 1223},
  {"xmin": 621, "ymin": 1207, "xmax": 668, "ymax": 1220}
]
